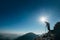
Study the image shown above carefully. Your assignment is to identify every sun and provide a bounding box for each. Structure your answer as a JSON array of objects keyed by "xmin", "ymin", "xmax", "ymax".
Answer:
[{"xmin": 40, "ymin": 16, "xmax": 48, "ymax": 23}]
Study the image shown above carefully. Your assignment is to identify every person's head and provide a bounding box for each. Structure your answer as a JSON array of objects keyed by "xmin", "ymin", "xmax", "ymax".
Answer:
[{"xmin": 54, "ymin": 22, "xmax": 60, "ymax": 31}]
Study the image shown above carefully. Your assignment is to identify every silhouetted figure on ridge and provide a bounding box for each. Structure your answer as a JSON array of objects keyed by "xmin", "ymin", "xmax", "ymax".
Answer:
[
  {"xmin": 54, "ymin": 22, "xmax": 60, "ymax": 40},
  {"xmin": 45, "ymin": 22, "xmax": 50, "ymax": 31}
]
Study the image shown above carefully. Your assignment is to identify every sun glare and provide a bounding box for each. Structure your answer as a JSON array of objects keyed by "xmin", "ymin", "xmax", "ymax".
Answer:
[{"xmin": 40, "ymin": 16, "xmax": 48, "ymax": 23}]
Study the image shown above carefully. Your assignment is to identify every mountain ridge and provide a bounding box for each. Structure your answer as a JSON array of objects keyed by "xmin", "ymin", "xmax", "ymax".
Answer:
[{"xmin": 15, "ymin": 32, "xmax": 39, "ymax": 40}]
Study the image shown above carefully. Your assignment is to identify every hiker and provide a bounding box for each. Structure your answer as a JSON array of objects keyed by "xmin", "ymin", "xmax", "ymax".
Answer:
[{"xmin": 54, "ymin": 22, "xmax": 60, "ymax": 40}]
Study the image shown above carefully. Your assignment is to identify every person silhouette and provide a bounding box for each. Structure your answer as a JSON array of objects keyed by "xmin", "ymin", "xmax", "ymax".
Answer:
[
  {"xmin": 54, "ymin": 22, "xmax": 60, "ymax": 40},
  {"xmin": 45, "ymin": 22, "xmax": 50, "ymax": 31}
]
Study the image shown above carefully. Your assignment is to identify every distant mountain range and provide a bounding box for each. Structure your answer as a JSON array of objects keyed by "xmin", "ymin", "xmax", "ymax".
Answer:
[
  {"xmin": 15, "ymin": 32, "xmax": 39, "ymax": 40},
  {"xmin": 0, "ymin": 32, "xmax": 39, "ymax": 40}
]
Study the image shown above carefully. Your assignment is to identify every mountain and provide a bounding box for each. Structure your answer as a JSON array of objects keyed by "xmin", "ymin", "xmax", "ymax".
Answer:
[
  {"xmin": 15, "ymin": 32, "xmax": 39, "ymax": 40},
  {"xmin": 0, "ymin": 32, "xmax": 39, "ymax": 40}
]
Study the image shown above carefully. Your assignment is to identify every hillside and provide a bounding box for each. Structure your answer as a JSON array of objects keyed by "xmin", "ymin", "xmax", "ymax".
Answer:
[{"xmin": 15, "ymin": 32, "xmax": 39, "ymax": 40}]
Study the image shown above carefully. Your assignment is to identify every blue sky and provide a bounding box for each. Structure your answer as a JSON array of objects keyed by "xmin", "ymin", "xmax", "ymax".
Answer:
[{"xmin": 0, "ymin": 0, "xmax": 60, "ymax": 34}]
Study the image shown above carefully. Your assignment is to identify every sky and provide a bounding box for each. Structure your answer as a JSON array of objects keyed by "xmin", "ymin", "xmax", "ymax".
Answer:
[{"xmin": 0, "ymin": 0, "xmax": 60, "ymax": 34}]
